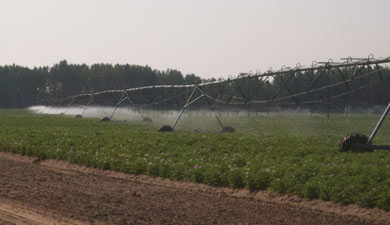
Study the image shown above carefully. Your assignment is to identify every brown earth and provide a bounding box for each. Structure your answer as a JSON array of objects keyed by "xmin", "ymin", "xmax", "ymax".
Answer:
[{"xmin": 0, "ymin": 152, "xmax": 389, "ymax": 225}]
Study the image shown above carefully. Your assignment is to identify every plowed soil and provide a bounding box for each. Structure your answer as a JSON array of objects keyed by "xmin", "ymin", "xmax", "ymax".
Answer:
[{"xmin": 0, "ymin": 152, "xmax": 389, "ymax": 225}]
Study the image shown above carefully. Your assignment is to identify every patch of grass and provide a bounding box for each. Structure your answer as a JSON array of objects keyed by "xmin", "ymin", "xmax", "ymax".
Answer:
[{"xmin": 1, "ymin": 109, "xmax": 390, "ymax": 210}]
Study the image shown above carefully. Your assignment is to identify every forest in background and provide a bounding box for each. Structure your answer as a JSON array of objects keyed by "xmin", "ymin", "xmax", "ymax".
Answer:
[
  {"xmin": 0, "ymin": 60, "xmax": 203, "ymax": 108},
  {"xmin": 0, "ymin": 60, "xmax": 389, "ymax": 108}
]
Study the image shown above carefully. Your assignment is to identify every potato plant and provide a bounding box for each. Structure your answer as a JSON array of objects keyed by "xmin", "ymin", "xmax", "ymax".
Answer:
[{"xmin": 1, "ymin": 109, "xmax": 390, "ymax": 210}]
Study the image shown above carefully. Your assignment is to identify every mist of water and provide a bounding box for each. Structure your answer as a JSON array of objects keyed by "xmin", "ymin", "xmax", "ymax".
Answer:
[
  {"xmin": 29, "ymin": 104, "xmax": 388, "ymax": 120},
  {"xmin": 27, "ymin": 104, "xmax": 388, "ymax": 133},
  {"xmin": 29, "ymin": 105, "xmax": 145, "ymax": 120}
]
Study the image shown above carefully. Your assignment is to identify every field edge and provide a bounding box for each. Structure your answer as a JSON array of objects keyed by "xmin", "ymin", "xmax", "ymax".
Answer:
[{"xmin": 1, "ymin": 151, "xmax": 389, "ymax": 224}]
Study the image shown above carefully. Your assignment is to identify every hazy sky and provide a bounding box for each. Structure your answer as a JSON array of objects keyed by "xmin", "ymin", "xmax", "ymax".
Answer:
[{"xmin": 1, "ymin": 0, "xmax": 389, "ymax": 78}]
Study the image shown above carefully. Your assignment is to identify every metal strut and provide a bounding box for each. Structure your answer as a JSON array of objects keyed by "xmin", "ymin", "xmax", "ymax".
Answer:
[
  {"xmin": 171, "ymin": 87, "xmax": 198, "ymax": 129},
  {"xmin": 171, "ymin": 86, "xmax": 225, "ymax": 130},
  {"xmin": 110, "ymin": 91, "xmax": 131, "ymax": 119},
  {"xmin": 63, "ymin": 97, "xmax": 75, "ymax": 114},
  {"xmin": 81, "ymin": 97, "xmax": 95, "ymax": 116},
  {"xmin": 204, "ymin": 97, "xmax": 224, "ymax": 129},
  {"xmin": 368, "ymin": 101, "xmax": 390, "ymax": 144},
  {"xmin": 357, "ymin": 101, "xmax": 390, "ymax": 150}
]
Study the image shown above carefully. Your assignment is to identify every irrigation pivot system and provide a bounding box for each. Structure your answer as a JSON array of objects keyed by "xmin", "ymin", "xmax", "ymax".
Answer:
[{"xmin": 48, "ymin": 55, "xmax": 390, "ymax": 139}]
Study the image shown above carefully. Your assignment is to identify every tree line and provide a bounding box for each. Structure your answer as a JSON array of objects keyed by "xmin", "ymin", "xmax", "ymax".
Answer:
[
  {"xmin": 0, "ymin": 60, "xmax": 389, "ymax": 108},
  {"xmin": 0, "ymin": 60, "xmax": 203, "ymax": 108}
]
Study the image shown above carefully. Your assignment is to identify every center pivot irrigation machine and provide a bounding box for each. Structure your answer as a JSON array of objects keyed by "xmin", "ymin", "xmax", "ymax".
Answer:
[
  {"xmin": 47, "ymin": 54, "xmax": 390, "ymax": 151},
  {"xmin": 339, "ymin": 101, "xmax": 390, "ymax": 152}
]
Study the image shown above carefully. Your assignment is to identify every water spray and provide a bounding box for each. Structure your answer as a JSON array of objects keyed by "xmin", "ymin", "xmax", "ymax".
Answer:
[
  {"xmin": 81, "ymin": 97, "xmax": 95, "ymax": 117},
  {"xmin": 159, "ymin": 87, "xmax": 235, "ymax": 133}
]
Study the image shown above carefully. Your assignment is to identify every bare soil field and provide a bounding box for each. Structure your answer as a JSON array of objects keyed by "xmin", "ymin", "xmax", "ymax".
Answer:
[{"xmin": 0, "ymin": 152, "xmax": 389, "ymax": 225}]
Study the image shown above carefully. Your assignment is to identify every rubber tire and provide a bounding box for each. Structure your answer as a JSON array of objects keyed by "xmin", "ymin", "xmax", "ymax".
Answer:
[
  {"xmin": 158, "ymin": 125, "xmax": 174, "ymax": 132},
  {"xmin": 100, "ymin": 117, "xmax": 111, "ymax": 122},
  {"xmin": 142, "ymin": 117, "xmax": 153, "ymax": 122},
  {"xmin": 338, "ymin": 133, "xmax": 370, "ymax": 153},
  {"xmin": 220, "ymin": 126, "xmax": 235, "ymax": 133}
]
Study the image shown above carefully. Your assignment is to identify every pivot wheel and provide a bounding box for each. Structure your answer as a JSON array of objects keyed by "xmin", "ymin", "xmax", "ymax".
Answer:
[
  {"xmin": 220, "ymin": 126, "xmax": 235, "ymax": 133},
  {"xmin": 158, "ymin": 125, "xmax": 174, "ymax": 132},
  {"xmin": 338, "ymin": 133, "xmax": 371, "ymax": 153}
]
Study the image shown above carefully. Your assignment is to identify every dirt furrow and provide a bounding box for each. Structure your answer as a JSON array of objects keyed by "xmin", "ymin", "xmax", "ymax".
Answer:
[{"xmin": 0, "ymin": 152, "xmax": 389, "ymax": 225}]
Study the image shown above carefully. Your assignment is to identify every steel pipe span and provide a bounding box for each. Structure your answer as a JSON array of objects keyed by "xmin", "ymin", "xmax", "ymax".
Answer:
[
  {"xmin": 45, "ymin": 55, "xmax": 390, "ymax": 123},
  {"xmin": 51, "ymin": 56, "xmax": 390, "ymax": 103}
]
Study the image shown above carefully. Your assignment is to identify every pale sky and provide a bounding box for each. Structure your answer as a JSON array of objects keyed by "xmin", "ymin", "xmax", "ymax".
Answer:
[{"xmin": 1, "ymin": 0, "xmax": 389, "ymax": 78}]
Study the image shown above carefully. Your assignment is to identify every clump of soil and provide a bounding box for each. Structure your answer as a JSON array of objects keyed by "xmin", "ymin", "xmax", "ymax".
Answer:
[
  {"xmin": 339, "ymin": 133, "xmax": 371, "ymax": 152},
  {"xmin": 142, "ymin": 117, "xmax": 153, "ymax": 122},
  {"xmin": 74, "ymin": 114, "xmax": 82, "ymax": 118},
  {"xmin": 100, "ymin": 117, "xmax": 111, "ymax": 122},
  {"xmin": 158, "ymin": 125, "xmax": 174, "ymax": 132},
  {"xmin": 221, "ymin": 126, "xmax": 235, "ymax": 133}
]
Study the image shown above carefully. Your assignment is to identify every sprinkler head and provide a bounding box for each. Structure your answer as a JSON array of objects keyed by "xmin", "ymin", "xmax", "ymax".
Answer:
[
  {"xmin": 158, "ymin": 125, "xmax": 174, "ymax": 132},
  {"xmin": 75, "ymin": 114, "xmax": 83, "ymax": 118},
  {"xmin": 142, "ymin": 117, "xmax": 153, "ymax": 122},
  {"xmin": 100, "ymin": 116, "xmax": 111, "ymax": 122},
  {"xmin": 221, "ymin": 126, "xmax": 235, "ymax": 133},
  {"xmin": 338, "ymin": 133, "xmax": 371, "ymax": 153}
]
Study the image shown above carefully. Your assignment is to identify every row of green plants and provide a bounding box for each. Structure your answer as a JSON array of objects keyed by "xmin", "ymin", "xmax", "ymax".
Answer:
[{"xmin": 1, "ymin": 110, "xmax": 390, "ymax": 209}]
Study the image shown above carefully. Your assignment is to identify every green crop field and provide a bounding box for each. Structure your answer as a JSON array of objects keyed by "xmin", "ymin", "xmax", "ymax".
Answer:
[{"xmin": 1, "ymin": 109, "xmax": 390, "ymax": 209}]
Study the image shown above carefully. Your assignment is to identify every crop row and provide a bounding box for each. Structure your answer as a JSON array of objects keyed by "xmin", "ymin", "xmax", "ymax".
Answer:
[{"xmin": 1, "ymin": 110, "xmax": 390, "ymax": 210}]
